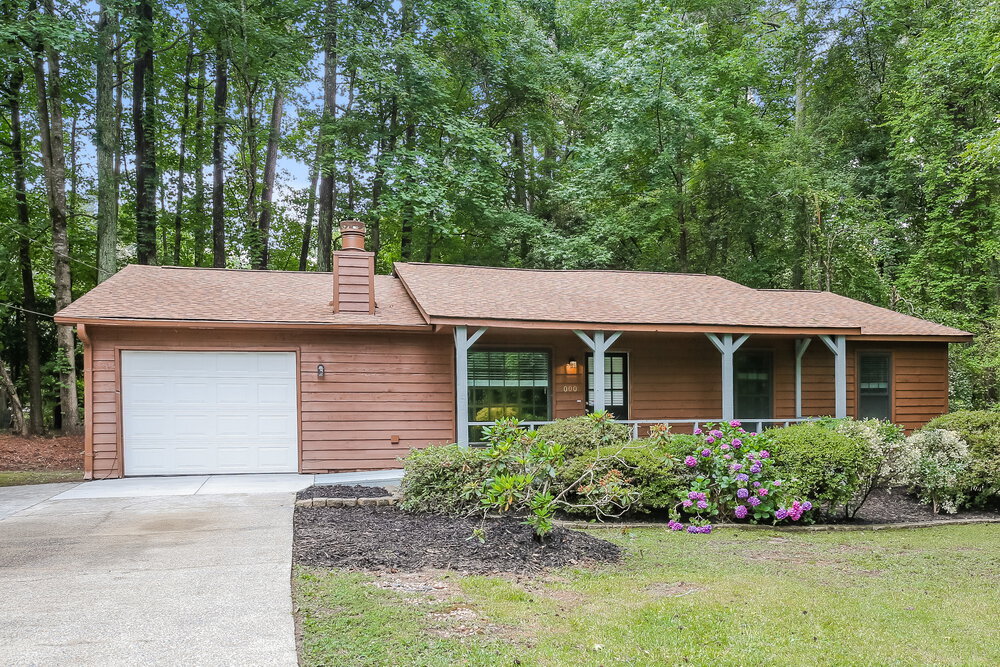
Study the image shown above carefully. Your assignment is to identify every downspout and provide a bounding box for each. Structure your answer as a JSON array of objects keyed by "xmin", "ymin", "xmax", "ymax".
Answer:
[{"xmin": 76, "ymin": 324, "xmax": 94, "ymax": 479}]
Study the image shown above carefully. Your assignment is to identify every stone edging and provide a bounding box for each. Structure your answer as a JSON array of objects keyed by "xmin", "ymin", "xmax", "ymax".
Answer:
[
  {"xmin": 554, "ymin": 516, "xmax": 1000, "ymax": 532},
  {"xmin": 295, "ymin": 495, "xmax": 399, "ymax": 508}
]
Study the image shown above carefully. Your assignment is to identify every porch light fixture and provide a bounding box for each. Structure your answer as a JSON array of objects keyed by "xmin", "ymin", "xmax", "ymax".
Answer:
[
  {"xmin": 317, "ymin": 364, "xmax": 326, "ymax": 377},
  {"xmin": 567, "ymin": 358, "xmax": 578, "ymax": 372}
]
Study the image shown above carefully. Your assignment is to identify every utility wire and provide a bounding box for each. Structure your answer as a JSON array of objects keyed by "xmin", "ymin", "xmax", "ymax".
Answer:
[
  {"xmin": 0, "ymin": 301, "xmax": 54, "ymax": 319},
  {"xmin": 0, "ymin": 221, "xmax": 104, "ymax": 274}
]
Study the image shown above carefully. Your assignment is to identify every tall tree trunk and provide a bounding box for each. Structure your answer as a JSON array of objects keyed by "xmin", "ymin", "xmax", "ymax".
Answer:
[
  {"xmin": 254, "ymin": 89, "xmax": 284, "ymax": 269},
  {"xmin": 133, "ymin": 0, "xmax": 157, "ymax": 264},
  {"xmin": 193, "ymin": 53, "xmax": 207, "ymax": 266},
  {"xmin": 512, "ymin": 129, "xmax": 527, "ymax": 210},
  {"xmin": 316, "ymin": 0, "xmax": 338, "ymax": 270},
  {"xmin": 400, "ymin": 122, "xmax": 415, "ymax": 261},
  {"xmin": 298, "ymin": 143, "xmax": 321, "ymax": 271},
  {"xmin": 174, "ymin": 33, "xmax": 194, "ymax": 265},
  {"xmin": 791, "ymin": 0, "xmax": 809, "ymax": 289},
  {"xmin": 0, "ymin": 359, "xmax": 27, "ymax": 437},
  {"xmin": 211, "ymin": 42, "xmax": 228, "ymax": 267},
  {"xmin": 32, "ymin": 0, "xmax": 81, "ymax": 435},
  {"xmin": 95, "ymin": 0, "xmax": 118, "ymax": 282},
  {"xmin": 3, "ymin": 68, "xmax": 43, "ymax": 434}
]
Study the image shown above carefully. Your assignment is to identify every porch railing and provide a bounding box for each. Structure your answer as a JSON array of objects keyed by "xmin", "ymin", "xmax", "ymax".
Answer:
[{"xmin": 468, "ymin": 417, "xmax": 818, "ymax": 442}]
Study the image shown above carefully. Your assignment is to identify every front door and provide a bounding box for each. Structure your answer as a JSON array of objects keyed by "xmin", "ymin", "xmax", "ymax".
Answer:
[
  {"xmin": 586, "ymin": 352, "xmax": 629, "ymax": 420},
  {"xmin": 734, "ymin": 350, "xmax": 773, "ymax": 424}
]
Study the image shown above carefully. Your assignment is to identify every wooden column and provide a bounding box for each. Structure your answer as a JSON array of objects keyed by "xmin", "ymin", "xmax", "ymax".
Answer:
[
  {"xmin": 819, "ymin": 334, "xmax": 847, "ymax": 418},
  {"xmin": 795, "ymin": 337, "xmax": 812, "ymax": 419},
  {"xmin": 453, "ymin": 325, "xmax": 487, "ymax": 446},
  {"xmin": 706, "ymin": 333, "xmax": 750, "ymax": 421},
  {"xmin": 573, "ymin": 330, "xmax": 622, "ymax": 413}
]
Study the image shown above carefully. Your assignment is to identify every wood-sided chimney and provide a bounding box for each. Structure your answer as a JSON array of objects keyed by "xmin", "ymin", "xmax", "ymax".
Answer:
[{"xmin": 332, "ymin": 220, "xmax": 375, "ymax": 314}]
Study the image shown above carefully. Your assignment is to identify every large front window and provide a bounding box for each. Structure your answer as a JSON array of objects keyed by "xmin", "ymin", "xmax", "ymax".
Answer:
[{"xmin": 468, "ymin": 350, "xmax": 551, "ymax": 439}]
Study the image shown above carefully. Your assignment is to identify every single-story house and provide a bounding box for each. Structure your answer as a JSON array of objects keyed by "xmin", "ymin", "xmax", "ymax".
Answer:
[{"xmin": 55, "ymin": 221, "xmax": 972, "ymax": 479}]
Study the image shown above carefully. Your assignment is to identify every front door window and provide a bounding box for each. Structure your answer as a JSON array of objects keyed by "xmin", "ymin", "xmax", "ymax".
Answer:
[
  {"xmin": 586, "ymin": 352, "xmax": 629, "ymax": 420},
  {"xmin": 858, "ymin": 352, "xmax": 891, "ymax": 420}
]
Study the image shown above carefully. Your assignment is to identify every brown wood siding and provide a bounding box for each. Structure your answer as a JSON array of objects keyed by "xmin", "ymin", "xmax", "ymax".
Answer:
[{"xmin": 83, "ymin": 325, "xmax": 453, "ymax": 478}]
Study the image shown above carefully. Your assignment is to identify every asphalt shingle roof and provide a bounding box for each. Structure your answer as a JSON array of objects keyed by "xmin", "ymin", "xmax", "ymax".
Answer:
[{"xmin": 55, "ymin": 262, "xmax": 971, "ymax": 339}]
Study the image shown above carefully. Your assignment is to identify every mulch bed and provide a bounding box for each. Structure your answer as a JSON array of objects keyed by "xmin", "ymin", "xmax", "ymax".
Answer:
[
  {"xmin": 849, "ymin": 487, "xmax": 1000, "ymax": 524},
  {"xmin": 293, "ymin": 505, "xmax": 621, "ymax": 574},
  {"xmin": 0, "ymin": 434, "xmax": 84, "ymax": 471},
  {"xmin": 295, "ymin": 484, "xmax": 391, "ymax": 501}
]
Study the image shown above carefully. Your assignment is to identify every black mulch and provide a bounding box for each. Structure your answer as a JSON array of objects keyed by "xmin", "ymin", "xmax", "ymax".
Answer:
[
  {"xmin": 295, "ymin": 484, "xmax": 391, "ymax": 501},
  {"xmin": 293, "ymin": 505, "xmax": 621, "ymax": 574},
  {"xmin": 849, "ymin": 487, "xmax": 1000, "ymax": 524}
]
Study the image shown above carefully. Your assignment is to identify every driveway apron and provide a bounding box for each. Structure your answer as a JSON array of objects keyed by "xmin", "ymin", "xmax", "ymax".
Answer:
[{"xmin": 0, "ymin": 490, "xmax": 298, "ymax": 666}]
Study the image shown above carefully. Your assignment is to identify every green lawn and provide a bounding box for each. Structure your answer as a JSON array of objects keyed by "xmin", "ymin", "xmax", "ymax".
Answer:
[
  {"xmin": 294, "ymin": 524, "xmax": 1000, "ymax": 666},
  {"xmin": 0, "ymin": 470, "xmax": 83, "ymax": 487}
]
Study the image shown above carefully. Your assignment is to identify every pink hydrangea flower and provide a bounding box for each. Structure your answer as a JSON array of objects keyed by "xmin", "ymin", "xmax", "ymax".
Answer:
[
  {"xmin": 758, "ymin": 488, "xmax": 769, "ymax": 497},
  {"xmin": 682, "ymin": 499, "xmax": 693, "ymax": 508},
  {"xmin": 705, "ymin": 436, "xmax": 716, "ymax": 444},
  {"xmin": 729, "ymin": 420, "xmax": 741, "ymax": 428},
  {"xmin": 684, "ymin": 456, "xmax": 697, "ymax": 467}
]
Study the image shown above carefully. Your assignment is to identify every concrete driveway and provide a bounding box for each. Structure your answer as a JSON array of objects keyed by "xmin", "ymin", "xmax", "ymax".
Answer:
[{"xmin": 0, "ymin": 482, "xmax": 301, "ymax": 666}]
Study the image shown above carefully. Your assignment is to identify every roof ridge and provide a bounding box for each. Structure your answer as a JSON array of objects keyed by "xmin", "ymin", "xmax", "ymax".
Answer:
[{"xmin": 396, "ymin": 261, "xmax": 715, "ymax": 278}]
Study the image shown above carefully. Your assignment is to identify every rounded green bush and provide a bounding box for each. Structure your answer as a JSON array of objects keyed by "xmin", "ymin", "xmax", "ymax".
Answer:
[
  {"xmin": 768, "ymin": 422, "xmax": 875, "ymax": 515},
  {"xmin": 925, "ymin": 410, "xmax": 1000, "ymax": 505},
  {"xmin": 555, "ymin": 444, "xmax": 681, "ymax": 516},
  {"xmin": 398, "ymin": 444, "xmax": 492, "ymax": 515},
  {"xmin": 536, "ymin": 416, "xmax": 630, "ymax": 458}
]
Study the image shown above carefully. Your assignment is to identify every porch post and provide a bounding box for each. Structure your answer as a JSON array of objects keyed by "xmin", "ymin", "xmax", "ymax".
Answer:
[
  {"xmin": 706, "ymin": 333, "xmax": 750, "ymax": 422},
  {"xmin": 819, "ymin": 334, "xmax": 847, "ymax": 419},
  {"xmin": 795, "ymin": 338, "xmax": 812, "ymax": 419},
  {"xmin": 454, "ymin": 325, "xmax": 487, "ymax": 446},
  {"xmin": 573, "ymin": 329, "xmax": 622, "ymax": 414}
]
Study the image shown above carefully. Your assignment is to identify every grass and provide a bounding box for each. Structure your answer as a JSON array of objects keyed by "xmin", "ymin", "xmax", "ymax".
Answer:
[
  {"xmin": 0, "ymin": 470, "xmax": 82, "ymax": 487},
  {"xmin": 294, "ymin": 524, "xmax": 1000, "ymax": 666}
]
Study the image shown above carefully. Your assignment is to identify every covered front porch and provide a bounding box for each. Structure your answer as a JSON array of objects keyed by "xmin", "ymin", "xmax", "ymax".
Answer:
[{"xmin": 452, "ymin": 325, "xmax": 863, "ymax": 445}]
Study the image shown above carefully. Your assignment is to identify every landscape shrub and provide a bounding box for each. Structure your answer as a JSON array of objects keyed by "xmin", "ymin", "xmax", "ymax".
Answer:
[
  {"xmin": 768, "ymin": 422, "xmax": 874, "ymax": 518},
  {"xmin": 476, "ymin": 418, "xmax": 641, "ymax": 538},
  {"xmin": 536, "ymin": 412, "xmax": 630, "ymax": 458},
  {"xmin": 398, "ymin": 444, "xmax": 492, "ymax": 515},
  {"xmin": 555, "ymin": 443, "xmax": 681, "ymax": 516},
  {"xmin": 925, "ymin": 410, "xmax": 1000, "ymax": 505},
  {"xmin": 899, "ymin": 429, "xmax": 970, "ymax": 514},
  {"xmin": 668, "ymin": 421, "xmax": 814, "ymax": 532},
  {"xmin": 821, "ymin": 417, "xmax": 907, "ymax": 516}
]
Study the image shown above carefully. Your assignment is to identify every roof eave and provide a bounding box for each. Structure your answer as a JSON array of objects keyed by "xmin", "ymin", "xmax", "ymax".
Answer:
[{"xmin": 53, "ymin": 315, "xmax": 432, "ymax": 332}]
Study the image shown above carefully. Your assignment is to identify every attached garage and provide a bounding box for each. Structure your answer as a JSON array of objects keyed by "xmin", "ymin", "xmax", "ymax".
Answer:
[{"xmin": 121, "ymin": 350, "xmax": 298, "ymax": 476}]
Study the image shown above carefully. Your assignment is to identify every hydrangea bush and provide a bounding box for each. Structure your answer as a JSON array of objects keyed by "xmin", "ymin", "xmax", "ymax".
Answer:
[
  {"xmin": 899, "ymin": 428, "xmax": 970, "ymax": 514},
  {"xmin": 668, "ymin": 421, "xmax": 813, "ymax": 533}
]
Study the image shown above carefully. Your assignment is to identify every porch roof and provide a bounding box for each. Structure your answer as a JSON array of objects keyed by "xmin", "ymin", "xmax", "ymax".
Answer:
[{"xmin": 394, "ymin": 263, "xmax": 972, "ymax": 340}]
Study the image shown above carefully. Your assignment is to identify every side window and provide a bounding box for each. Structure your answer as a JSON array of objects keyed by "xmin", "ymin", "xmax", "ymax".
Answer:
[{"xmin": 858, "ymin": 352, "xmax": 891, "ymax": 420}]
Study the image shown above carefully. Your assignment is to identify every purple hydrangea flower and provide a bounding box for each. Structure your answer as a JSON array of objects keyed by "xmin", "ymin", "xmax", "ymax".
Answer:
[
  {"xmin": 731, "ymin": 438, "xmax": 742, "ymax": 447},
  {"xmin": 693, "ymin": 428, "xmax": 703, "ymax": 435},
  {"xmin": 701, "ymin": 448, "xmax": 712, "ymax": 457},
  {"xmin": 749, "ymin": 463, "xmax": 763, "ymax": 474},
  {"xmin": 758, "ymin": 488, "xmax": 769, "ymax": 497},
  {"xmin": 773, "ymin": 480, "xmax": 782, "ymax": 487},
  {"xmin": 802, "ymin": 501, "xmax": 813, "ymax": 511},
  {"xmin": 724, "ymin": 454, "xmax": 733, "ymax": 460},
  {"xmin": 750, "ymin": 432, "xmax": 758, "ymax": 437},
  {"xmin": 734, "ymin": 505, "xmax": 748, "ymax": 519},
  {"xmin": 730, "ymin": 463, "xmax": 743, "ymax": 472},
  {"xmin": 759, "ymin": 450, "xmax": 770, "ymax": 459},
  {"xmin": 682, "ymin": 499, "xmax": 693, "ymax": 508},
  {"xmin": 735, "ymin": 473, "xmax": 749, "ymax": 482},
  {"xmin": 737, "ymin": 488, "xmax": 749, "ymax": 499},
  {"xmin": 705, "ymin": 436, "xmax": 716, "ymax": 445},
  {"xmin": 686, "ymin": 525, "xmax": 699, "ymax": 533},
  {"xmin": 687, "ymin": 491, "xmax": 699, "ymax": 500},
  {"xmin": 753, "ymin": 481, "xmax": 761, "ymax": 488},
  {"xmin": 700, "ymin": 525, "xmax": 713, "ymax": 534},
  {"xmin": 748, "ymin": 496, "xmax": 762, "ymax": 507},
  {"xmin": 721, "ymin": 443, "xmax": 731, "ymax": 451},
  {"xmin": 729, "ymin": 420, "xmax": 741, "ymax": 428},
  {"xmin": 710, "ymin": 429, "xmax": 723, "ymax": 438},
  {"xmin": 775, "ymin": 508, "xmax": 788, "ymax": 520},
  {"xmin": 668, "ymin": 520, "xmax": 684, "ymax": 531},
  {"xmin": 684, "ymin": 456, "xmax": 697, "ymax": 468},
  {"xmin": 697, "ymin": 500, "xmax": 709, "ymax": 510}
]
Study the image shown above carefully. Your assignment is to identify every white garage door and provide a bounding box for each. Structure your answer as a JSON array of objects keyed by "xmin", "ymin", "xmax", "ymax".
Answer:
[{"xmin": 121, "ymin": 351, "xmax": 298, "ymax": 476}]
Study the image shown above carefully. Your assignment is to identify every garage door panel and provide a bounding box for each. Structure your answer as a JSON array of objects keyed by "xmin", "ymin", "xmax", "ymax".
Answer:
[{"xmin": 122, "ymin": 351, "xmax": 298, "ymax": 476}]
